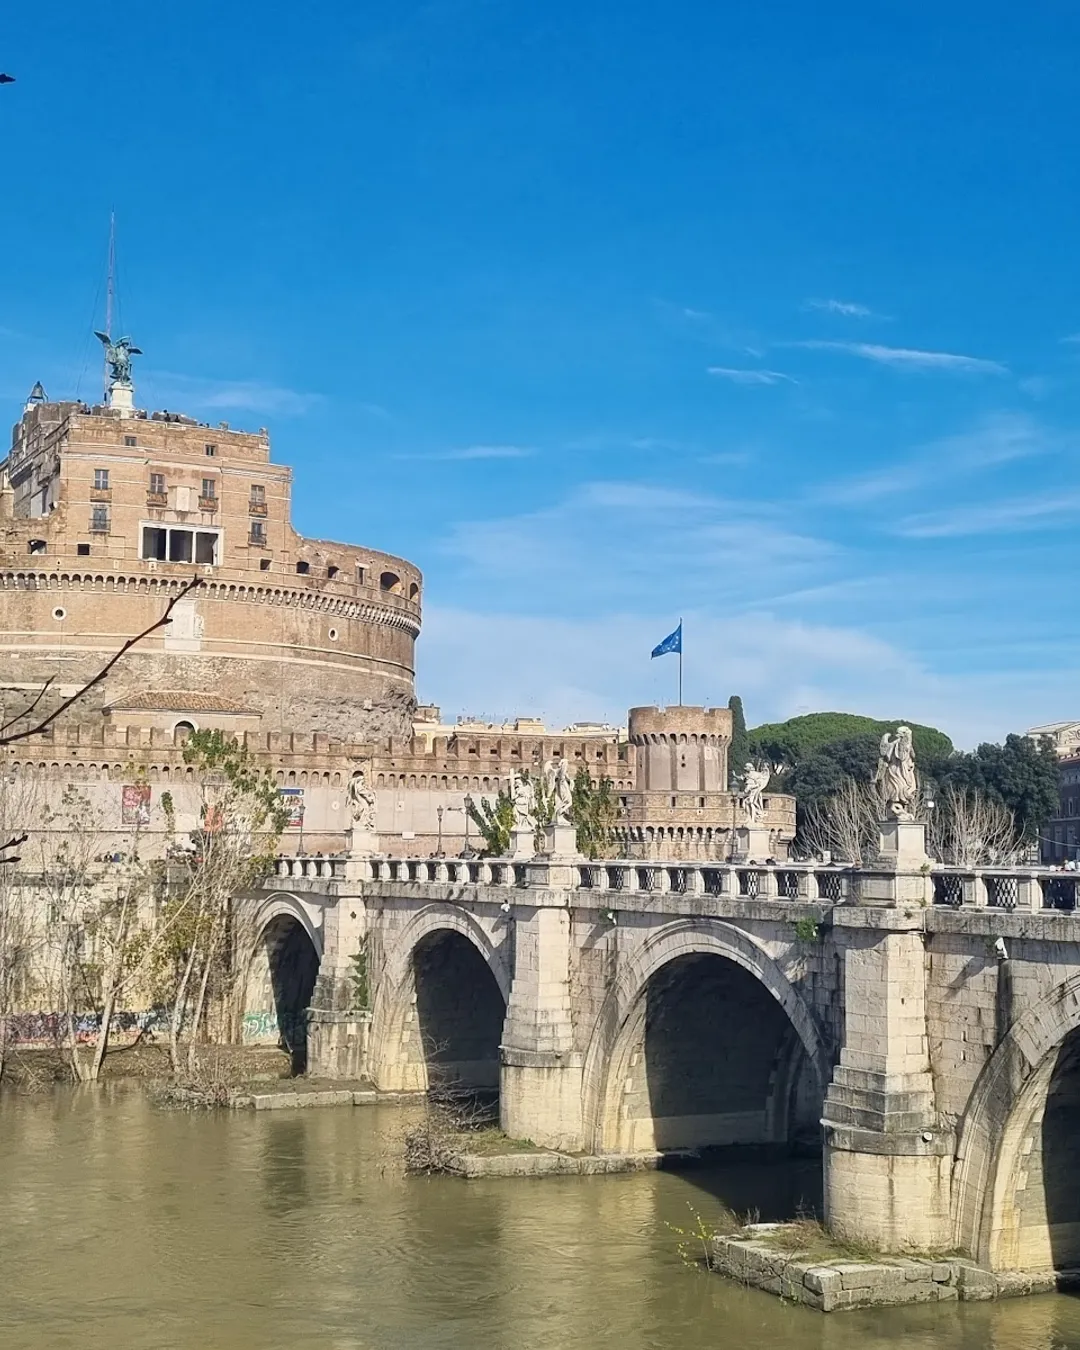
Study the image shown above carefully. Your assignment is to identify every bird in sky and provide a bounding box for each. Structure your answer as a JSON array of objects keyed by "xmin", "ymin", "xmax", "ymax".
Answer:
[{"xmin": 0, "ymin": 75, "xmax": 15, "ymax": 84}]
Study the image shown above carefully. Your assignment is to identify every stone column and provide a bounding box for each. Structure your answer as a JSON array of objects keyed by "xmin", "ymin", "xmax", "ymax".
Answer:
[
  {"xmin": 822, "ymin": 910, "xmax": 953, "ymax": 1250},
  {"xmin": 500, "ymin": 883, "xmax": 583, "ymax": 1151}
]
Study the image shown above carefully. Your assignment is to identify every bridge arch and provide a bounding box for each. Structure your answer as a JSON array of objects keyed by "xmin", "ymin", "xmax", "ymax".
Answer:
[
  {"xmin": 583, "ymin": 919, "xmax": 828, "ymax": 1155},
  {"xmin": 954, "ymin": 972, "xmax": 1080, "ymax": 1270},
  {"xmin": 242, "ymin": 893, "xmax": 323, "ymax": 1069},
  {"xmin": 371, "ymin": 906, "xmax": 510, "ymax": 1094}
]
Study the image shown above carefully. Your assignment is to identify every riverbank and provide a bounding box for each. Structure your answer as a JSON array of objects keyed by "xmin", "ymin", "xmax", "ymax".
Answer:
[{"xmin": 0, "ymin": 1043, "xmax": 294, "ymax": 1090}]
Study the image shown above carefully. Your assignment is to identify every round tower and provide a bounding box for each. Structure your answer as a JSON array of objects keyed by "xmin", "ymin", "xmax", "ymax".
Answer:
[
  {"xmin": 0, "ymin": 395, "xmax": 422, "ymax": 743},
  {"xmin": 628, "ymin": 705, "xmax": 733, "ymax": 793}
]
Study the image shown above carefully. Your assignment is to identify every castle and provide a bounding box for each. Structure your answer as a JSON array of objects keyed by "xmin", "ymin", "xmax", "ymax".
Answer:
[{"xmin": 0, "ymin": 345, "xmax": 793, "ymax": 860}]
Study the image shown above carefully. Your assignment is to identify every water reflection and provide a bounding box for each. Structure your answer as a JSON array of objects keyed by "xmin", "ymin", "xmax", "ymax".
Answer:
[{"xmin": 1, "ymin": 1089, "xmax": 1080, "ymax": 1349}]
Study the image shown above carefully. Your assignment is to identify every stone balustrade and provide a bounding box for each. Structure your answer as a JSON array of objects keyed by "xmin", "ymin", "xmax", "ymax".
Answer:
[{"xmin": 270, "ymin": 852, "xmax": 1080, "ymax": 913}]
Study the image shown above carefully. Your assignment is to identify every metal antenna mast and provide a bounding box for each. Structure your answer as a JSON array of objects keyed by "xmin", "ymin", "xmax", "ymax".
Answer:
[{"xmin": 103, "ymin": 212, "xmax": 116, "ymax": 398}]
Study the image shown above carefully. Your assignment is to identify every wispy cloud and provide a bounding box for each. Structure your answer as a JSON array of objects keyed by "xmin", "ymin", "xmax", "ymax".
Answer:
[
  {"xmin": 440, "ymin": 480, "xmax": 836, "ymax": 616},
  {"xmin": 396, "ymin": 444, "xmax": 533, "ymax": 462},
  {"xmin": 896, "ymin": 491, "xmax": 1080, "ymax": 539},
  {"xmin": 792, "ymin": 341, "xmax": 1007, "ymax": 374},
  {"xmin": 149, "ymin": 371, "xmax": 322, "ymax": 416},
  {"xmin": 817, "ymin": 414, "xmax": 1055, "ymax": 506},
  {"xmin": 804, "ymin": 298, "xmax": 876, "ymax": 318},
  {"xmin": 707, "ymin": 366, "xmax": 797, "ymax": 385}
]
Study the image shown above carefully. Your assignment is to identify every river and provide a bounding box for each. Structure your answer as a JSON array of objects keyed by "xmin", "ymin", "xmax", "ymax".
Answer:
[{"xmin": 1, "ymin": 1087, "xmax": 1079, "ymax": 1349}]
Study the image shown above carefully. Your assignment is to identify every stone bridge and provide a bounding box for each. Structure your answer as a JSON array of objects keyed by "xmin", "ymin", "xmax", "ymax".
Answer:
[{"xmin": 240, "ymin": 841, "xmax": 1080, "ymax": 1277}]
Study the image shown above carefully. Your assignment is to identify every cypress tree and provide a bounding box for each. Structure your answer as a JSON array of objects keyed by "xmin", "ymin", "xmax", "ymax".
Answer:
[{"xmin": 728, "ymin": 694, "xmax": 749, "ymax": 788}]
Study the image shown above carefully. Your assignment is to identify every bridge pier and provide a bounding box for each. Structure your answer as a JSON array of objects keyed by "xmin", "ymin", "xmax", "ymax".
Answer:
[
  {"xmin": 823, "ymin": 909, "xmax": 953, "ymax": 1251},
  {"xmin": 500, "ymin": 893, "xmax": 584, "ymax": 1151}
]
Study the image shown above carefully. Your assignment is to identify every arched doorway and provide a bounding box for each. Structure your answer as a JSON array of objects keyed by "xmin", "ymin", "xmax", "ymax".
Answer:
[
  {"xmin": 605, "ymin": 951, "xmax": 821, "ymax": 1153},
  {"xmin": 411, "ymin": 930, "xmax": 507, "ymax": 1092},
  {"xmin": 245, "ymin": 914, "xmax": 321, "ymax": 1072}
]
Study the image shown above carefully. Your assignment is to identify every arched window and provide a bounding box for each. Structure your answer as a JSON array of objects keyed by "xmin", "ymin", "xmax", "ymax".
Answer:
[{"xmin": 380, "ymin": 571, "xmax": 401, "ymax": 593}]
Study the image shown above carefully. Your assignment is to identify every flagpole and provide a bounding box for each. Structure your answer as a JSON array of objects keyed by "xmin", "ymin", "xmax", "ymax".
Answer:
[{"xmin": 678, "ymin": 618, "xmax": 683, "ymax": 707}]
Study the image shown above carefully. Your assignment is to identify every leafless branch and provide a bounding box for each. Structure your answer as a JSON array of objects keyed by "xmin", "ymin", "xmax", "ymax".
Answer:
[
  {"xmin": 0, "ymin": 832, "xmax": 29, "ymax": 867},
  {"xmin": 0, "ymin": 576, "xmax": 203, "ymax": 749}
]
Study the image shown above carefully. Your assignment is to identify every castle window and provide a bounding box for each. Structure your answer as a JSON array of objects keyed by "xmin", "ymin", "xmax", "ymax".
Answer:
[
  {"xmin": 204, "ymin": 444, "xmax": 217, "ymax": 457},
  {"xmin": 409, "ymin": 582, "xmax": 419, "ymax": 600},
  {"xmin": 94, "ymin": 468, "xmax": 109, "ymax": 490},
  {"xmin": 141, "ymin": 524, "xmax": 220, "ymax": 565},
  {"xmin": 380, "ymin": 570, "xmax": 401, "ymax": 593},
  {"xmin": 28, "ymin": 539, "xmax": 46, "ymax": 555},
  {"xmin": 296, "ymin": 560, "xmax": 310, "ymax": 575},
  {"xmin": 149, "ymin": 472, "xmax": 165, "ymax": 495},
  {"xmin": 250, "ymin": 484, "xmax": 265, "ymax": 505},
  {"xmin": 259, "ymin": 557, "xmax": 271, "ymax": 570},
  {"xmin": 249, "ymin": 521, "xmax": 266, "ymax": 545},
  {"xmin": 91, "ymin": 506, "xmax": 109, "ymax": 533},
  {"xmin": 77, "ymin": 543, "xmax": 90, "ymax": 556},
  {"xmin": 356, "ymin": 565, "xmax": 366, "ymax": 584},
  {"xmin": 124, "ymin": 435, "xmax": 137, "ymax": 447},
  {"xmin": 201, "ymin": 478, "xmax": 216, "ymax": 499},
  {"xmin": 327, "ymin": 564, "xmax": 339, "ymax": 579}
]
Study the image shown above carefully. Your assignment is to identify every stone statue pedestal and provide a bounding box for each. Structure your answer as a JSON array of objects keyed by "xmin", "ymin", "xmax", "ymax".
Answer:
[
  {"xmin": 107, "ymin": 383, "xmax": 135, "ymax": 415},
  {"xmin": 733, "ymin": 826, "xmax": 773, "ymax": 862},
  {"xmin": 347, "ymin": 826, "xmax": 379, "ymax": 858},
  {"xmin": 857, "ymin": 818, "xmax": 932, "ymax": 906},
  {"xmin": 509, "ymin": 827, "xmax": 535, "ymax": 860},
  {"xmin": 542, "ymin": 823, "xmax": 579, "ymax": 859}
]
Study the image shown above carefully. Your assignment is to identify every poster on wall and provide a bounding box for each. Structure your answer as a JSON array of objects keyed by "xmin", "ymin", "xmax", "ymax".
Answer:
[
  {"xmin": 121, "ymin": 783, "xmax": 151, "ymax": 826},
  {"xmin": 279, "ymin": 787, "xmax": 305, "ymax": 828}
]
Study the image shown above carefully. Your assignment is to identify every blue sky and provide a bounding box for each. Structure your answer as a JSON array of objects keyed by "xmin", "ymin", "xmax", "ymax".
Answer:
[{"xmin": 3, "ymin": 2, "xmax": 1080, "ymax": 745}]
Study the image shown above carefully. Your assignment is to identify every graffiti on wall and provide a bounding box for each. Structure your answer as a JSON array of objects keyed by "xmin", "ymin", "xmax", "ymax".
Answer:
[{"xmin": 5, "ymin": 1007, "xmax": 171, "ymax": 1046}]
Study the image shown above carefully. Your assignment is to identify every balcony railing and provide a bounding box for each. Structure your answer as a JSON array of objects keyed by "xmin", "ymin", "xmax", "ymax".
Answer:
[
  {"xmin": 248, "ymin": 501, "xmax": 268, "ymax": 516},
  {"xmin": 198, "ymin": 495, "xmax": 218, "ymax": 511}
]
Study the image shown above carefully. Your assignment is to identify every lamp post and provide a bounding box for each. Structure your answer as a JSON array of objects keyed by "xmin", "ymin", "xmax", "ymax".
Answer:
[{"xmin": 436, "ymin": 805, "xmax": 444, "ymax": 858}]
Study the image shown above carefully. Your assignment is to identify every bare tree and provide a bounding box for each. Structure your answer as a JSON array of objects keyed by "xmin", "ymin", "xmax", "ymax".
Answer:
[
  {"xmin": 929, "ymin": 785, "xmax": 1019, "ymax": 867},
  {"xmin": 0, "ymin": 776, "xmax": 44, "ymax": 1080},
  {"xmin": 800, "ymin": 779, "xmax": 883, "ymax": 865},
  {"xmin": 35, "ymin": 787, "xmax": 164, "ymax": 1082},
  {"xmin": 158, "ymin": 731, "xmax": 286, "ymax": 1075}
]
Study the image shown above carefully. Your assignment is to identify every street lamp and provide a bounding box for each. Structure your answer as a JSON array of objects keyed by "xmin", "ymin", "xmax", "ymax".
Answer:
[{"xmin": 436, "ymin": 805, "xmax": 444, "ymax": 858}]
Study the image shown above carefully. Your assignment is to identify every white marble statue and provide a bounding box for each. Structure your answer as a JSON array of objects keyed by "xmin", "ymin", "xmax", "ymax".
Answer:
[
  {"xmin": 740, "ymin": 761, "xmax": 771, "ymax": 824},
  {"xmin": 345, "ymin": 768, "xmax": 377, "ymax": 832},
  {"xmin": 511, "ymin": 771, "xmax": 536, "ymax": 831},
  {"xmin": 874, "ymin": 726, "xmax": 918, "ymax": 820},
  {"xmin": 551, "ymin": 759, "xmax": 574, "ymax": 825}
]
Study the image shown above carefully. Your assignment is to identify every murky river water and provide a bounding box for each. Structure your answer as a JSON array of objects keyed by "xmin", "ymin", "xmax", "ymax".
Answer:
[{"xmin": 2, "ymin": 1088, "xmax": 1080, "ymax": 1350}]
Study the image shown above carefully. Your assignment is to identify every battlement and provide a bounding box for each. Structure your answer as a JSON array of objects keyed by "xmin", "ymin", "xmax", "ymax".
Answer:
[{"xmin": 628, "ymin": 705, "xmax": 733, "ymax": 743}]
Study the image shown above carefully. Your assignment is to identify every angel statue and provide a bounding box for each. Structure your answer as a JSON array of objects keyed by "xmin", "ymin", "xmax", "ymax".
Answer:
[
  {"xmin": 874, "ymin": 726, "xmax": 918, "ymax": 820},
  {"xmin": 345, "ymin": 768, "xmax": 377, "ymax": 832},
  {"xmin": 94, "ymin": 331, "xmax": 142, "ymax": 389},
  {"xmin": 740, "ymin": 761, "xmax": 771, "ymax": 824},
  {"xmin": 551, "ymin": 759, "xmax": 574, "ymax": 825},
  {"xmin": 510, "ymin": 770, "xmax": 536, "ymax": 831}
]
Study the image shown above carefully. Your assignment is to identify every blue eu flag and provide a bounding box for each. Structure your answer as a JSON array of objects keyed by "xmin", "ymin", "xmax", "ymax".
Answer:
[{"xmin": 651, "ymin": 623, "xmax": 682, "ymax": 659}]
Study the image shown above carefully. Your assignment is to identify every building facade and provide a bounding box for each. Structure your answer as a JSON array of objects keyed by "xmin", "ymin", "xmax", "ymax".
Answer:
[
  {"xmin": 1, "ymin": 387, "xmax": 421, "ymax": 745},
  {"xmin": 0, "ymin": 362, "xmax": 793, "ymax": 862}
]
